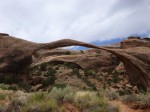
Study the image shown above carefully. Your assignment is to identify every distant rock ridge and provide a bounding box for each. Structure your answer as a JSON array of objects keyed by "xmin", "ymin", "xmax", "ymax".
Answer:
[
  {"xmin": 121, "ymin": 36, "xmax": 150, "ymax": 48},
  {"xmin": 0, "ymin": 34, "xmax": 150, "ymax": 91}
]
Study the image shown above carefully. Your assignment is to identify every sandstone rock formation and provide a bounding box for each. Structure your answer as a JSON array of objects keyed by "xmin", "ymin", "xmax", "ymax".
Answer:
[
  {"xmin": 0, "ymin": 33, "xmax": 98, "ymax": 72},
  {"xmin": 0, "ymin": 33, "xmax": 150, "ymax": 91},
  {"xmin": 120, "ymin": 36, "xmax": 150, "ymax": 48},
  {"xmin": 32, "ymin": 49, "xmax": 119, "ymax": 72}
]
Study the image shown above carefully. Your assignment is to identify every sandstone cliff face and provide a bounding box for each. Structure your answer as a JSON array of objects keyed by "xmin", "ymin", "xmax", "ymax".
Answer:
[{"xmin": 0, "ymin": 33, "xmax": 150, "ymax": 91}]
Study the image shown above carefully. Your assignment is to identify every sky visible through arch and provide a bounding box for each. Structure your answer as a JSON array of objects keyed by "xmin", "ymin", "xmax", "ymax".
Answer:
[{"xmin": 0, "ymin": 0, "xmax": 150, "ymax": 46}]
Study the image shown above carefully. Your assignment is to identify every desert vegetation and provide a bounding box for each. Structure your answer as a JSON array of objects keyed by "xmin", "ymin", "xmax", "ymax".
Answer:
[
  {"xmin": 0, "ymin": 60, "xmax": 149, "ymax": 112},
  {"xmin": 0, "ymin": 86, "xmax": 121, "ymax": 112},
  {"xmin": 1, "ymin": 85, "xmax": 150, "ymax": 112}
]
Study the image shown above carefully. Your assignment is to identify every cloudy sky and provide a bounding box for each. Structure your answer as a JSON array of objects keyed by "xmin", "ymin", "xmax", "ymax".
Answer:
[{"xmin": 0, "ymin": 0, "xmax": 150, "ymax": 43}]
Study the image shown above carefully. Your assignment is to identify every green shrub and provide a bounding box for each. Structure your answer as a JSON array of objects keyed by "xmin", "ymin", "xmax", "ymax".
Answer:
[
  {"xmin": 29, "ymin": 66, "xmax": 37, "ymax": 73},
  {"xmin": 112, "ymin": 70, "xmax": 121, "ymax": 76},
  {"xmin": 28, "ymin": 92, "xmax": 45, "ymax": 102},
  {"xmin": 123, "ymin": 94, "xmax": 140, "ymax": 103},
  {"xmin": 40, "ymin": 63, "xmax": 47, "ymax": 71},
  {"xmin": 49, "ymin": 86, "xmax": 72, "ymax": 102},
  {"xmin": 53, "ymin": 83, "xmax": 67, "ymax": 89},
  {"xmin": 44, "ymin": 68, "xmax": 56, "ymax": 77},
  {"xmin": 84, "ymin": 70, "xmax": 96, "ymax": 77},
  {"xmin": 64, "ymin": 51, "xmax": 71, "ymax": 55},
  {"xmin": 139, "ymin": 89, "xmax": 147, "ymax": 94},
  {"xmin": 64, "ymin": 62, "xmax": 79, "ymax": 69},
  {"xmin": 18, "ymin": 82, "xmax": 31, "ymax": 92},
  {"xmin": 20, "ymin": 100, "xmax": 57, "ymax": 112},
  {"xmin": 80, "ymin": 50, "xmax": 84, "ymax": 54},
  {"xmin": 74, "ymin": 91, "xmax": 108, "ymax": 111},
  {"xmin": 0, "ymin": 84, "xmax": 8, "ymax": 90},
  {"xmin": 74, "ymin": 91, "xmax": 98, "ymax": 106},
  {"xmin": 106, "ymin": 90, "xmax": 119, "ymax": 100},
  {"xmin": 107, "ymin": 80, "xmax": 112, "ymax": 86},
  {"xmin": 8, "ymin": 85, "xmax": 17, "ymax": 91},
  {"xmin": 112, "ymin": 76, "xmax": 121, "ymax": 83},
  {"xmin": 72, "ymin": 68, "xmax": 81, "ymax": 78},
  {"xmin": 42, "ymin": 76, "xmax": 56, "ymax": 87},
  {"xmin": 36, "ymin": 100, "xmax": 57, "ymax": 111},
  {"xmin": 20, "ymin": 86, "xmax": 110, "ymax": 112},
  {"xmin": 21, "ymin": 92, "xmax": 58, "ymax": 112},
  {"xmin": 85, "ymin": 80, "xmax": 95, "ymax": 88},
  {"xmin": 0, "ymin": 105, "xmax": 3, "ymax": 112},
  {"xmin": 64, "ymin": 92, "xmax": 75, "ymax": 103},
  {"xmin": 111, "ymin": 70, "xmax": 122, "ymax": 83},
  {"xmin": 117, "ymin": 89, "xmax": 131, "ymax": 96},
  {"xmin": 122, "ymin": 93, "xmax": 150, "ymax": 108},
  {"xmin": 93, "ymin": 86, "xmax": 97, "ymax": 91},
  {"xmin": 4, "ymin": 76, "xmax": 14, "ymax": 84},
  {"xmin": 0, "ymin": 93, "xmax": 7, "ymax": 100},
  {"xmin": 82, "ymin": 77, "xmax": 97, "ymax": 90},
  {"xmin": 140, "ymin": 93, "xmax": 150, "ymax": 107},
  {"xmin": 97, "ymin": 88, "xmax": 106, "ymax": 97}
]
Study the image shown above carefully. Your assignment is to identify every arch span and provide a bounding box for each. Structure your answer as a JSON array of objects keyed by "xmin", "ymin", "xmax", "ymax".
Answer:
[
  {"xmin": 0, "ymin": 35, "xmax": 150, "ymax": 91},
  {"xmin": 37, "ymin": 39, "xmax": 150, "ymax": 91}
]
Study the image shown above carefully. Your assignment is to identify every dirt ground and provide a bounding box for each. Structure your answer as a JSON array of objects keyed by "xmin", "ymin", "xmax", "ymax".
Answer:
[{"xmin": 110, "ymin": 100, "xmax": 150, "ymax": 112}]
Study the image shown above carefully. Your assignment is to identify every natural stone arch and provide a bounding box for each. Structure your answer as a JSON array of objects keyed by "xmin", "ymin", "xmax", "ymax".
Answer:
[{"xmin": 0, "ymin": 34, "xmax": 150, "ymax": 91}]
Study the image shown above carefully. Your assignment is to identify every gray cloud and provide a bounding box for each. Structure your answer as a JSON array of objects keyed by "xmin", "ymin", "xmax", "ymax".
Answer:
[{"xmin": 0, "ymin": 0, "xmax": 150, "ymax": 43}]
